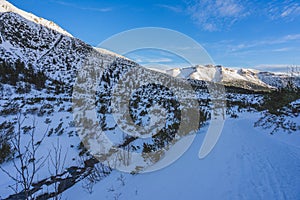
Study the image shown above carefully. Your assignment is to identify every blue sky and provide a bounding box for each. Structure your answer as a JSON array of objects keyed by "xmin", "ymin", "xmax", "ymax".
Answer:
[{"xmin": 9, "ymin": 0, "xmax": 300, "ymax": 71}]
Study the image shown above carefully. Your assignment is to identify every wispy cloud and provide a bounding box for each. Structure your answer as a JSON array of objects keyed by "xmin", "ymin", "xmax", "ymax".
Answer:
[
  {"xmin": 135, "ymin": 57, "xmax": 173, "ymax": 63},
  {"xmin": 266, "ymin": 0, "xmax": 300, "ymax": 21},
  {"xmin": 143, "ymin": 63, "xmax": 190, "ymax": 70},
  {"xmin": 156, "ymin": 1, "xmax": 248, "ymax": 31},
  {"xmin": 125, "ymin": 50, "xmax": 190, "ymax": 69},
  {"xmin": 158, "ymin": 0, "xmax": 300, "ymax": 31},
  {"xmin": 253, "ymin": 64, "xmax": 294, "ymax": 73},
  {"xmin": 282, "ymin": 34, "xmax": 300, "ymax": 40},
  {"xmin": 185, "ymin": 0, "xmax": 248, "ymax": 31},
  {"xmin": 52, "ymin": 0, "xmax": 113, "ymax": 12},
  {"xmin": 202, "ymin": 33, "xmax": 300, "ymax": 68},
  {"xmin": 156, "ymin": 4, "xmax": 183, "ymax": 13},
  {"xmin": 272, "ymin": 47, "xmax": 292, "ymax": 52},
  {"xmin": 126, "ymin": 53, "xmax": 174, "ymax": 64},
  {"xmin": 213, "ymin": 34, "xmax": 300, "ymax": 53}
]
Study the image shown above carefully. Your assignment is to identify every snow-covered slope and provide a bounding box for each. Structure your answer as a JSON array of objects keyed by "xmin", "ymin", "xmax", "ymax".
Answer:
[
  {"xmin": 64, "ymin": 112, "xmax": 300, "ymax": 200},
  {"xmin": 0, "ymin": 6, "xmax": 130, "ymax": 91},
  {"xmin": 0, "ymin": 0, "xmax": 72, "ymax": 37}
]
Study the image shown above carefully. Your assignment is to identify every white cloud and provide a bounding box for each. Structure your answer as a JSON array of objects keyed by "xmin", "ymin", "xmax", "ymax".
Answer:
[
  {"xmin": 213, "ymin": 34, "xmax": 300, "ymax": 53},
  {"xmin": 137, "ymin": 57, "xmax": 173, "ymax": 63},
  {"xmin": 127, "ymin": 54, "xmax": 173, "ymax": 64},
  {"xmin": 185, "ymin": 0, "xmax": 248, "ymax": 31},
  {"xmin": 283, "ymin": 34, "xmax": 300, "ymax": 40},
  {"xmin": 52, "ymin": 1, "xmax": 113, "ymax": 12},
  {"xmin": 203, "ymin": 23, "xmax": 217, "ymax": 32},
  {"xmin": 159, "ymin": 1, "xmax": 300, "ymax": 31},
  {"xmin": 144, "ymin": 63, "xmax": 190, "ymax": 70},
  {"xmin": 253, "ymin": 64, "xmax": 295, "ymax": 73},
  {"xmin": 157, "ymin": 4, "xmax": 183, "ymax": 13},
  {"xmin": 215, "ymin": 0, "xmax": 244, "ymax": 17},
  {"xmin": 266, "ymin": 1, "xmax": 300, "ymax": 21},
  {"xmin": 272, "ymin": 47, "xmax": 292, "ymax": 52}
]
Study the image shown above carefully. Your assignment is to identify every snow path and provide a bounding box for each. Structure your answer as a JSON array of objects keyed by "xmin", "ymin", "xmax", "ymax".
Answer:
[
  {"xmin": 64, "ymin": 113, "xmax": 300, "ymax": 200},
  {"xmin": 36, "ymin": 35, "xmax": 63, "ymax": 64}
]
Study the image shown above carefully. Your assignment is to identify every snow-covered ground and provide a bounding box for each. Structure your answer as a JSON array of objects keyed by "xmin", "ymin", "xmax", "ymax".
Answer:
[{"xmin": 63, "ymin": 112, "xmax": 300, "ymax": 200}]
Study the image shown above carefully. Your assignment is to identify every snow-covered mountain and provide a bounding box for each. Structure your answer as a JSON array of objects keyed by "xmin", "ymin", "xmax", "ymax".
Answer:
[
  {"xmin": 0, "ymin": 1, "xmax": 299, "ymax": 200},
  {"xmin": 0, "ymin": 0, "xmax": 299, "ymax": 92},
  {"xmin": 0, "ymin": 0, "xmax": 135, "ymax": 91},
  {"xmin": 1, "ymin": 0, "xmax": 299, "ymax": 93},
  {"xmin": 165, "ymin": 65, "xmax": 300, "ymax": 91}
]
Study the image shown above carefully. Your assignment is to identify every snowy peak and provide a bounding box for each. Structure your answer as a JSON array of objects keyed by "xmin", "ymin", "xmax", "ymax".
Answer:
[{"xmin": 0, "ymin": 0, "xmax": 72, "ymax": 37}]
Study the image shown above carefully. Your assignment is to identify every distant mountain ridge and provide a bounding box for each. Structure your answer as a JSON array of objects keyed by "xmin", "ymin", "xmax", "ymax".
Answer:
[{"xmin": 164, "ymin": 65, "xmax": 300, "ymax": 91}]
